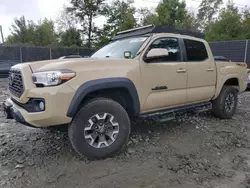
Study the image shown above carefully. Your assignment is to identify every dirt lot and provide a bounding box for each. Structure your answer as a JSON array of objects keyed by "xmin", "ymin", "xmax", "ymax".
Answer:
[{"xmin": 1, "ymin": 78, "xmax": 250, "ymax": 188}]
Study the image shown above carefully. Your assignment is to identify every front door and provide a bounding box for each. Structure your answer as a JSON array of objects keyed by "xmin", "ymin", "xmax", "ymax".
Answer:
[
  {"xmin": 140, "ymin": 37, "xmax": 187, "ymax": 113},
  {"xmin": 183, "ymin": 39, "xmax": 216, "ymax": 103}
]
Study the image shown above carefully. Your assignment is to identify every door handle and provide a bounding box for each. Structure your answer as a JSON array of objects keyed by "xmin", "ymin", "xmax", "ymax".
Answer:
[
  {"xmin": 207, "ymin": 68, "xmax": 214, "ymax": 71},
  {"xmin": 177, "ymin": 68, "xmax": 186, "ymax": 73}
]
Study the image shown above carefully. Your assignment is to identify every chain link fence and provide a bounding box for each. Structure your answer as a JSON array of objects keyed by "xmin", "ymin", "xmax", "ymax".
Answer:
[
  {"xmin": 0, "ymin": 40, "xmax": 250, "ymax": 66},
  {"xmin": 0, "ymin": 46, "xmax": 95, "ymax": 65},
  {"xmin": 209, "ymin": 40, "xmax": 249, "ymax": 65}
]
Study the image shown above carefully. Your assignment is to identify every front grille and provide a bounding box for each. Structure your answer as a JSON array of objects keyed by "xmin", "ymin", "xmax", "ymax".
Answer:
[{"xmin": 8, "ymin": 69, "xmax": 24, "ymax": 98}]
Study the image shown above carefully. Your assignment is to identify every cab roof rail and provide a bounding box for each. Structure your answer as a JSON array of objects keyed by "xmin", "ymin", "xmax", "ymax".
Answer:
[
  {"xmin": 112, "ymin": 25, "xmax": 205, "ymax": 41},
  {"xmin": 116, "ymin": 24, "xmax": 155, "ymax": 35}
]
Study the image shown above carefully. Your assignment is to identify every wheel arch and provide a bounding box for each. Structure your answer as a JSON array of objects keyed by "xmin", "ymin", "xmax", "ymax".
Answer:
[
  {"xmin": 213, "ymin": 76, "xmax": 240, "ymax": 100},
  {"xmin": 223, "ymin": 77, "xmax": 239, "ymax": 88},
  {"xmin": 66, "ymin": 78, "xmax": 140, "ymax": 118}
]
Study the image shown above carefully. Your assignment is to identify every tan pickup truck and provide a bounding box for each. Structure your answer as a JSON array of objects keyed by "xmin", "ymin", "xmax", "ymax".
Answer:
[{"xmin": 3, "ymin": 25, "xmax": 248, "ymax": 159}]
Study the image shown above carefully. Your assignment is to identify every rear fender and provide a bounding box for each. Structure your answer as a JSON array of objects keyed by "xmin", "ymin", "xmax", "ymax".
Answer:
[{"xmin": 213, "ymin": 75, "xmax": 240, "ymax": 99}]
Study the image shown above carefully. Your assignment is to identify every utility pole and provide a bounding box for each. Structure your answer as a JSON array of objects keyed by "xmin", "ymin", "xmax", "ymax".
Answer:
[
  {"xmin": 244, "ymin": 40, "xmax": 248, "ymax": 64},
  {"xmin": 0, "ymin": 25, "xmax": 4, "ymax": 43}
]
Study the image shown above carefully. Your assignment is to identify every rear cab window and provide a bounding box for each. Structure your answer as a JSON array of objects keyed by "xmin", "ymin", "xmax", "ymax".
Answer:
[{"xmin": 184, "ymin": 39, "xmax": 208, "ymax": 61}]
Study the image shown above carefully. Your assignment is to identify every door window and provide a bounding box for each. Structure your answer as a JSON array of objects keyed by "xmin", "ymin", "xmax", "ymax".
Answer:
[
  {"xmin": 148, "ymin": 38, "xmax": 180, "ymax": 62},
  {"xmin": 184, "ymin": 39, "xmax": 208, "ymax": 61}
]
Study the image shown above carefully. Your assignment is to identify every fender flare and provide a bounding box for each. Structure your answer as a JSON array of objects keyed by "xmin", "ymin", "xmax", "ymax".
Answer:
[
  {"xmin": 213, "ymin": 76, "xmax": 240, "ymax": 99},
  {"xmin": 66, "ymin": 78, "xmax": 140, "ymax": 117}
]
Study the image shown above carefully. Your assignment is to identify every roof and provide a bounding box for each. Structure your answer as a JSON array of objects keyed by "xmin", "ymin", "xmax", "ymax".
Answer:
[{"xmin": 112, "ymin": 25, "xmax": 205, "ymax": 41}]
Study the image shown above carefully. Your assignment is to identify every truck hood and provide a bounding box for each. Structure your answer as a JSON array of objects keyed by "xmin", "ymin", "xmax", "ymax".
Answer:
[{"xmin": 25, "ymin": 58, "xmax": 138, "ymax": 72}]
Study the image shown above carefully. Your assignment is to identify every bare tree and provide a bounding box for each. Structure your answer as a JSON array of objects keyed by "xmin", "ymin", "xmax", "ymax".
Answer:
[
  {"xmin": 67, "ymin": 0, "xmax": 105, "ymax": 48},
  {"xmin": 56, "ymin": 4, "xmax": 77, "ymax": 32}
]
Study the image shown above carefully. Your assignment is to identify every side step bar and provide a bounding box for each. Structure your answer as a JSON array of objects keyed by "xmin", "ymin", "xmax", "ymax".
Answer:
[{"xmin": 140, "ymin": 102, "xmax": 212, "ymax": 123}]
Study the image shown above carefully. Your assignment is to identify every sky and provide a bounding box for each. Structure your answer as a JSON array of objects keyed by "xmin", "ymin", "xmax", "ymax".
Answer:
[{"xmin": 0, "ymin": 0, "xmax": 250, "ymax": 42}]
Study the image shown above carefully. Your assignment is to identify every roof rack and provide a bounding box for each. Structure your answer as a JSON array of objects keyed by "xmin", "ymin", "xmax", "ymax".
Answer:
[{"xmin": 112, "ymin": 25, "xmax": 205, "ymax": 41}]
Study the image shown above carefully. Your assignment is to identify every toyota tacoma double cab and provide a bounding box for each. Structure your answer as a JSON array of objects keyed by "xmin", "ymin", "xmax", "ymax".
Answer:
[{"xmin": 3, "ymin": 25, "xmax": 248, "ymax": 159}]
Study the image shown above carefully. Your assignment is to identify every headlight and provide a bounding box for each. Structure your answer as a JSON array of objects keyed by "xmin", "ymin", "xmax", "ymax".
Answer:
[{"xmin": 32, "ymin": 70, "xmax": 76, "ymax": 86}]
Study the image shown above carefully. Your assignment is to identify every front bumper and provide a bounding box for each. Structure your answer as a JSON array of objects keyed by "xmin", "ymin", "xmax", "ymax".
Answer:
[
  {"xmin": 3, "ymin": 98, "xmax": 35, "ymax": 127},
  {"xmin": 4, "ymin": 83, "xmax": 75, "ymax": 127},
  {"xmin": 3, "ymin": 96, "xmax": 73, "ymax": 127}
]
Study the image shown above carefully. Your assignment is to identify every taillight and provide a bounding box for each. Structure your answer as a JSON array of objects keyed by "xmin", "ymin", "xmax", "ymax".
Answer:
[{"xmin": 236, "ymin": 62, "xmax": 247, "ymax": 67}]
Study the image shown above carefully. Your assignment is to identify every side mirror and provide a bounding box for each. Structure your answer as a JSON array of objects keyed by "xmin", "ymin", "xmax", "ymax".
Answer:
[
  {"xmin": 146, "ymin": 48, "xmax": 169, "ymax": 59},
  {"xmin": 124, "ymin": 51, "xmax": 132, "ymax": 59}
]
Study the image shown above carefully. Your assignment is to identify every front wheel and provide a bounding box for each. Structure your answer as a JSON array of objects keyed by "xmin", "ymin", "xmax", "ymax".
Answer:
[
  {"xmin": 212, "ymin": 85, "xmax": 238, "ymax": 119},
  {"xmin": 68, "ymin": 98, "xmax": 131, "ymax": 160}
]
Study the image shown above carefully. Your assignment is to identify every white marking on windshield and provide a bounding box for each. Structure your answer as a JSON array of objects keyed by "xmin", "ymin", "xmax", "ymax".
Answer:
[{"xmin": 129, "ymin": 38, "xmax": 147, "ymax": 43}]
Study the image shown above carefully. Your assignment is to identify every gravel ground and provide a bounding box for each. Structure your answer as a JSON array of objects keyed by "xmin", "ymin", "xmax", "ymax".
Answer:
[{"xmin": 1, "ymin": 78, "xmax": 250, "ymax": 188}]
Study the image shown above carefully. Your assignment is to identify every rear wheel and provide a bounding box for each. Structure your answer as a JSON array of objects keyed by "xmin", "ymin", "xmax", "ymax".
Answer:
[
  {"xmin": 212, "ymin": 85, "xmax": 238, "ymax": 119},
  {"xmin": 68, "ymin": 98, "xmax": 130, "ymax": 160}
]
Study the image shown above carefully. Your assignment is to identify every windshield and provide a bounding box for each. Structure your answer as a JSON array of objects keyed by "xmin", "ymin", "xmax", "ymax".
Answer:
[{"xmin": 91, "ymin": 37, "xmax": 148, "ymax": 59}]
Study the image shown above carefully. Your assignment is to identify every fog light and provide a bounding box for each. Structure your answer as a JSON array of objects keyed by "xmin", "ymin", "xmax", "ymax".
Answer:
[{"xmin": 39, "ymin": 101, "xmax": 45, "ymax": 111}]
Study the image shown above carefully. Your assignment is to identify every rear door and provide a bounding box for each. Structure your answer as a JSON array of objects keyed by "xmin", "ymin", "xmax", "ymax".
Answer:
[{"xmin": 183, "ymin": 38, "xmax": 216, "ymax": 103}]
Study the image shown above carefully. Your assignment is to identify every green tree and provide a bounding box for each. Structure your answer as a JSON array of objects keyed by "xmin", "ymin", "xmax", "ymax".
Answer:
[
  {"xmin": 242, "ymin": 8, "xmax": 250, "ymax": 39},
  {"xmin": 95, "ymin": 0, "xmax": 137, "ymax": 48},
  {"xmin": 6, "ymin": 16, "xmax": 58, "ymax": 46},
  {"xmin": 175, "ymin": 12, "xmax": 200, "ymax": 31},
  {"xmin": 138, "ymin": 0, "xmax": 199, "ymax": 31},
  {"xmin": 94, "ymin": 26, "xmax": 112, "ymax": 49},
  {"xmin": 156, "ymin": 0, "xmax": 187, "ymax": 28},
  {"xmin": 35, "ymin": 18, "xmax": 58, "ymax": 46},
  {"xmin": 205, "ymin": 3, "xmax": 244, "ymax": 41},
  {"xmin": 6, "ymin": 16, "xmax": 36, "ymax": 45},
  {"xmin": 137, "ymin": 8, "xmax": 159, "ymax": 26},
  {"xmin": 102, "ymin": 0, "xmax": 137, "ymax": 33},
  {"xmin": 67, "ymin": 0, "xmax": 105, "ymax": 48},
  {"xmin": 143, "ymin": 13, "xmax": 159, "ymax": 26},
  {"xmin": 59, "ymin": 28, "xmax": 82, "ymax": 47},
  {"xmin": 197, "ymin": 0, "xmax": 223, "ymax": 30}
]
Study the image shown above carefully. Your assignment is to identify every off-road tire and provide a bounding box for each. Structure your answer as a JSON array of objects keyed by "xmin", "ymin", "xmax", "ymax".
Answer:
[
  {"xmin": 68, "ymin": 98, "xmax": 131, "ymax": 160},
  {"xmin": 212, "ymin": 85, "xmax": 238, "ymax": 119}
]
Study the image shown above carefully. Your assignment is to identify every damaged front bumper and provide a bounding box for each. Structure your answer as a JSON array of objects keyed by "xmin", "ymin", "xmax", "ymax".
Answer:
[{"xmin": 3, "ymin": 98, "xmax": 35, "ymax": 128}]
